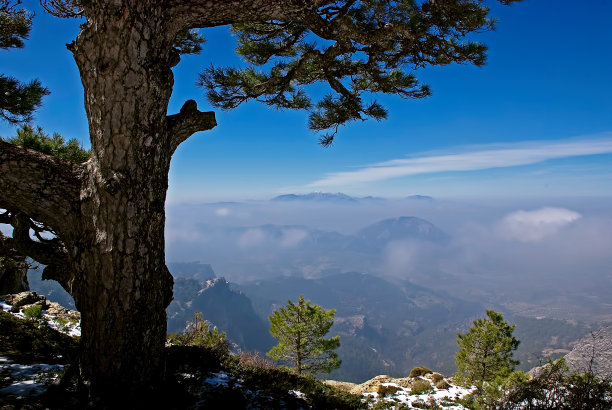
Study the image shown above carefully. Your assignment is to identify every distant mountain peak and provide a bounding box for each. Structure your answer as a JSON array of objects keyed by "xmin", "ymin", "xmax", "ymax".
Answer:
[
  {"xmin": 405, "ymin": 195, "xmax": 434, "ymax": 201},
  {"xmin": 354, "ymin": 216, "xmax": 449, "ymax": 247},
  {"xmin": 272, "ymin": 192, "xmax": 358, "ymax": 203}
]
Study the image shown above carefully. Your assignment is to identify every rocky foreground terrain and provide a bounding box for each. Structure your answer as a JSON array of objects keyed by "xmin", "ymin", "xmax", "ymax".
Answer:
[{"xmin": 1, "ymin": 292, "xmax": 611, "ymax": 409}]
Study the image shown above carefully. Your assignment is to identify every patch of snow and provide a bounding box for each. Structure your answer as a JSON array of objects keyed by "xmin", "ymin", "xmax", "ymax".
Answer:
[
  {"xmin": 45, "ymin": 314, "xmax": 81, "ymax": 337},
  {"xmin": 364, "ymin": 381, "xmax": 474, "ymax": 409},
  {"xmin": 1, "ymin": 301, "xmax": 81, "ymax": 337},
  {"xmin": 290, "ymin": 389, "xmax": 306, "ymax": 399},
  {"xmin": 0, "ymin": 358, "xmax": 64, "ymax": 398},
  {"xmin": 204, "ymin": 371, "xmax": 232, "ymax": 386}
]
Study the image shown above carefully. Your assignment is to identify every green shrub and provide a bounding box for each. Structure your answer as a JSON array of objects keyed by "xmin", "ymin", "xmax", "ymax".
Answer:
[
  {"xmin": 459, "ymin": 371, "xmax": 530, "ymax": 409},
  {"xmin": 68, "ymin": 313, "xmax": 80, "ymax": 326},
  {"xmin": 225, "ymin": 360, "xmax": 365, "ymax": 409},
  {"xmin": 431, "ymin": 372, "xmax": 444, "ymax": 383},
  {"xmin": 23, "ymin": 304, "xmax": 45, "ymax": 325},
  {"xmin": 53, "ymin": 316, "xmax": 69, "ymax": 333},
  {"xmin": 238, "ymin": 351, "xmax": 276, "ymax": 370},
  {"xmin": 167, "ymin": 312, "xmax": 229, "ymax": 356},
  {"xmin": 435, "ymin": 379, "xmax": 450, "ymax": 390},
  {"xmin": 503, "ymin": 359, "xmax": 612, "ymax": 409},
  {"xmin": 410, "ymin": 366, "xmax": 432, "ymax": 378},
  {"xmin": 377, "ymin": 383, "xmax": 400, "ymax": 396},
  {"xmin": 411, "ymin": 379, "xmax": 433, "ymax": 395},
  {"xmin": 412, "ymin": 397, "xmax": 442, "ymax": 409}
]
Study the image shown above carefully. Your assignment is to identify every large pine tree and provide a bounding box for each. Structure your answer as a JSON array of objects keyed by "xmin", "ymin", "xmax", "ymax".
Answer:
[{"xmin": 0, "ymin": 0, "xmax": 520, "ymax": 402}]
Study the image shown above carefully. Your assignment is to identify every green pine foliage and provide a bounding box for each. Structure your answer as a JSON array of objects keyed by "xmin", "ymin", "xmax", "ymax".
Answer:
[
  {"xmin": 7, "ymin": 124, "xmax": 89, "ymax": 163},
  {"xmin": 199, "ymin": 0, "xmax": 521, "ymax": 145},
  {"xmin": 23, "ymin": 304, "xmax": 45, "ymax": 325},
  {"xmin": 167, "ymin": 312, "xmax": 229, "ymax": 357},
  {"xmin": 0, "ymin": 1, "xmax": 49, "ymax": 124},
  {"xmin": 173, "ymin": 29, "xmax": 206, "ymax": 55},
  {"xmin": 455, "ymin": 310, "xmax": 520, "ymax": 390},
  {"xmin": 267, "ymin": 294, "xmax": 341, "ymax": 375}
]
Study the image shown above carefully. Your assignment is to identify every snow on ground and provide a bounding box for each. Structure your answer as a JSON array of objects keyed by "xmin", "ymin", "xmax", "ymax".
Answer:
[
  {"xmin": 364, "ymin": 381, "xmax": 474, "ymax": 409},
  {"xmin": 204, "ymin": 371, "xmax": 232, "ymax": 387},
  {"xmin": 1, "ymin": 301, "xmax": 81, "ymax": 337},
  {"xmin": 45, "ymin": 315, "xmax": 81, "ymax": 338},
  {"xmin": 0, "ymin": 357, "xmax": 64, "ymax": 398},
  {"xmin": 1, "ymin": 301, "xmax": 79, "ymax": 399},
  {"xmin": 1, "ymin": 302, "xmax": 14, "ymax": 314}
]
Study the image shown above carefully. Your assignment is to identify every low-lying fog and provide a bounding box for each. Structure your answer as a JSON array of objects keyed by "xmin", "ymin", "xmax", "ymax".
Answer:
[{"xmin": 166, "ymin": 195, "xmax": 612, "ymax": 322}]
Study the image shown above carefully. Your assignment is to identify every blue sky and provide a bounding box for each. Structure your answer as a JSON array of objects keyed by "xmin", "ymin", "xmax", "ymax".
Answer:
[{"xmin": 2, "ymin": 1, "xmax": 612, "ymax": 202}]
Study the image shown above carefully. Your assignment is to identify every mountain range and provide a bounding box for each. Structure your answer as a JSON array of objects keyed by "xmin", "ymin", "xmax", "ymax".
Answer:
[
  {"xmin": 270, "ymin": 192, "xmax": 434, "ymax": 204},
  {"xmin": 163, "ymin": 263, "xmax": 594, "ymax": 383},
  {"xmin": 21, "ymin": 209, "xmax": 602, "ymax": 383},
  {"xmin": 165, "ymin": 215, "xmax": 449, "ymax": 282}
]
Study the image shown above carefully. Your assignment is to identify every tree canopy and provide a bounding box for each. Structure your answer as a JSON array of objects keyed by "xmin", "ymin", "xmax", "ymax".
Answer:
[
  {"xmin": 201, "ymin": 0, "xmax": 520, "ymax": 145},
  {"xmin": 455, "ymin": 309, "xmax": 520, "ymax": 389},
  {"xmin": 267, "ymin": 295, "xmax": 341, "ymax": 375},
  {"xmin": 7, "ymin": 124, "xmax": 89, "ymax": 163}
]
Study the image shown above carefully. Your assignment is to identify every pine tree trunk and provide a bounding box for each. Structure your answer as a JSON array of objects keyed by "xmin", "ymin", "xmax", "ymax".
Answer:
[{"xmin": 68, "ymin": 4, "xmax": 176, "ymax": 398}]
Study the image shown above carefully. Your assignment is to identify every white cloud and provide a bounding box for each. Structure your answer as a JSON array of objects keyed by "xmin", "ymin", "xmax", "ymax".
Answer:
[
  {"xmin": 497, "ymin": 207, "xmax": 582, "ymax": 242},
  {"xmin": 215, "ymin": 207, "xmax": 230, "ymax": 216},
  {"xmin": 307, "ymin": 136, "xmax": 612, "ymax": 188}
]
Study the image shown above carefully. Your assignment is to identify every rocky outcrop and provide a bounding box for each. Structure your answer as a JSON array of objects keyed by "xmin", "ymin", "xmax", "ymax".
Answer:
[
  {"xmin": 564, "ymin": 327, "xmax": 612, "ymax": 379},
  {"xmin": 1, "ymin": 291, "xmax": 80, "ymax": 323},
  {"xmin": 326, "ymin": 371, "xmax": 449, "ymax": 395},
  {"xmin": 530, "ymin": 326, "xmax": 612, "ymax": 379},
  {"xmin": 1, "ymin": 291, "xmax": 46, "ymax": 312}
]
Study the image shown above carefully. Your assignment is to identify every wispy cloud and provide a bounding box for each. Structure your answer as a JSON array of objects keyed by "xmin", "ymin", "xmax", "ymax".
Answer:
[{"xmin": 307, "ymin": 136, "xmax": 612, "ymax": 188}]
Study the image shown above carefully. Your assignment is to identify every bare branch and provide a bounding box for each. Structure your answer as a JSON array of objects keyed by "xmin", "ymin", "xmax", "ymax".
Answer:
[
  {"xmin": 0, "ymin": 139, "xmax": 83, "ymax": 234},
  {"xmin": 167, "ymin": 100, "xmax": 217, "ymax": 153}
]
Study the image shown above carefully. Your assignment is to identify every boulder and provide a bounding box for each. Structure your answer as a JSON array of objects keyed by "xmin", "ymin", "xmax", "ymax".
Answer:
[
  {"xmin": 350, "ymin": 375, "xmax": 395, "ymax": 394},
  {"xmin": 0, "ymin": 291, "xmax": 46, "ymax": 312},
  {"xmin": 529, "ymin": 326, "xmax": 612, "ymax": 380},
  {"xmin": 323, "ymin": 380, "xmax": 357, "ymax": 392}
]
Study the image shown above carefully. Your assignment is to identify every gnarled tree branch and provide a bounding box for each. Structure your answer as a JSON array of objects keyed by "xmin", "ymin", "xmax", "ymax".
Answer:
[
  {"xmin": 167, "ymin": 100, "xmax": 217, "ymax": 153},
  {"xmin": 0, "ymin": 212, "xmax": 75, "ymax": 295},
  {"xmin": 9, "ymin": 213, "xmax": 66, "ymax": 266},
  {"xmin": 0, "ymin": 139, "xmax": 83, "ymax": 234}
]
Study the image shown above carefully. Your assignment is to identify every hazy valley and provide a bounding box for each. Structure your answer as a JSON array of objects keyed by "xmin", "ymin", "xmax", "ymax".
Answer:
[{"xmin": 26, "ymin": 193, "xmax": 612, "ymax": 382}]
